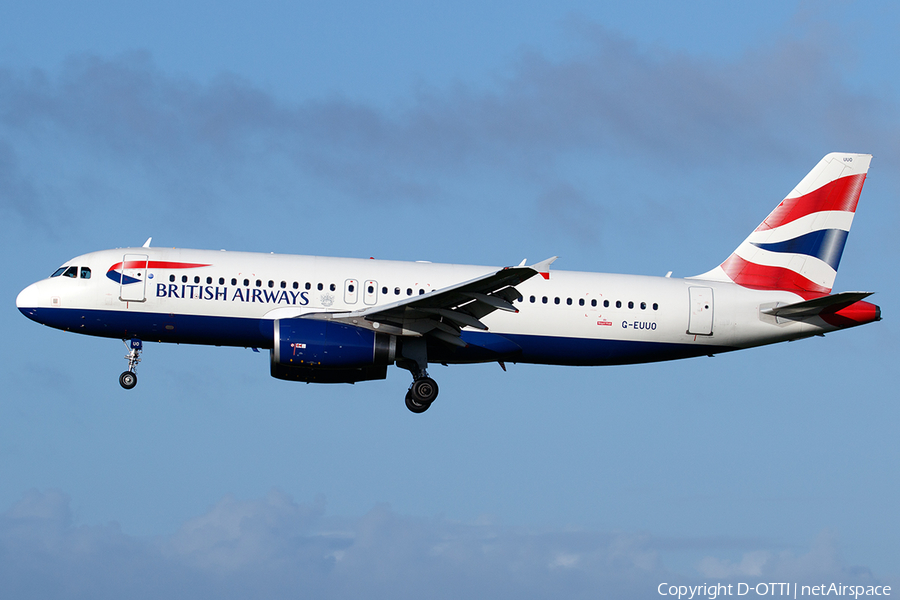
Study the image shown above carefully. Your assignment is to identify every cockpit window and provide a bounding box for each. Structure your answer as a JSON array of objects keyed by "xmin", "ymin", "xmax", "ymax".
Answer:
[{"xmin": 50, "ymin": 266, "xmax": 91, "ymax": 279}]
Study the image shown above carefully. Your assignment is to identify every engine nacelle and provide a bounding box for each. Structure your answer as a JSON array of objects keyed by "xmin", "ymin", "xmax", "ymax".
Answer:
[{"xmin": 270, "ymin": 318, "xmax": 396, "ymax": 383}]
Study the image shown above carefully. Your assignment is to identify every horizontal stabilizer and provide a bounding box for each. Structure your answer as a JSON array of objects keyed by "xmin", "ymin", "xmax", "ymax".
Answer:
[{"xmin": 762, "ymin": 291, "xmax": 873, "ymax": 319}]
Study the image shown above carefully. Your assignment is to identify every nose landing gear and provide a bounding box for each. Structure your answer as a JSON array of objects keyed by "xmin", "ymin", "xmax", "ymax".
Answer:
[{"xmin": 119, "ymin": 338, "xmax": 142, "ymax": 389}]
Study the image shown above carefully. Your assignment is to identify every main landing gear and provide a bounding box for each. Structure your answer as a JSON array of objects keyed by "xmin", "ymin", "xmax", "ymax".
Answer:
[
  {"xmin": 398, "ymin": 337, "xmax": 439, "ymax": 413},
  {"xmin": 405, "ymin": 376, "xmax": 439, "ymax": 413},
  {"xmin": 119, "ymin": 338, "xmax": 142, "ymax": 390}
]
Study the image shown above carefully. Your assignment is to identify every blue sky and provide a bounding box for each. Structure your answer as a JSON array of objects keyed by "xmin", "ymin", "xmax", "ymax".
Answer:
[{"xmin": 2, "ymin": 1, "xmax": 898, "ymax": 597}]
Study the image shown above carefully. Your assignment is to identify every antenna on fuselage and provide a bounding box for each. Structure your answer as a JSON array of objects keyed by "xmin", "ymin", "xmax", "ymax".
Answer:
[{"xmin": 142, "ymin": 237, "xmax": 152, "ymax": 248}]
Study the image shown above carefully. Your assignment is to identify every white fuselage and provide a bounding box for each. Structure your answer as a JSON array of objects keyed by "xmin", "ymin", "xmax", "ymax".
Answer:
[{"xmin": 17, "ymin": 246, "xmax": 844, "ymax": 367}]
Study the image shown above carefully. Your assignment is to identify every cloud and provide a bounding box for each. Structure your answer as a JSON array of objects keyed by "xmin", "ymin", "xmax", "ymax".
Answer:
[
  {"xmin": 0, "ymin": 490, "xmax": 891, "ymax": 600},
  {"xmin": 697, "ymin": 531, "xmax": 880, "ymax": 583},
  {"xmin": 167, "ymin": 490, "xmax": 338, "ymax": 572},
  {"xmin": 698, "ymin": 550, "xmax": 771, "ymax": 578},
  {"xmin": 535, "ymin": 182, "xmax": 604, "ymax": 243},
  {"xmin": 1, "ymin": 20, "xmax": 894, "ymax": 220},
  {"xmin": 0, "ymin": 140, "xmax": 44, "ymax": 224}
]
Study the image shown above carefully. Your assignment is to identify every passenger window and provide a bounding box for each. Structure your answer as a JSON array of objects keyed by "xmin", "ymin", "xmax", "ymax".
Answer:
[
  {"xmin": 628, "ymin": 301, "xmax": 634, "ymax": 309},
  {"xmin": 616, "ymin": 301, "xmax": 622, "ymax": 308},
  {"xmin": 268, "ymin": 280, "xmax": 274, "ymax": 288},
  {"xmin": 406, "ymin": 288, "xmax": 413, "ymax": 296},
  {"xmin": 368, "ymin": 285, "xmax": 374, "ymax": 293},
  {"xmin": 194, "ymin": 276, "xmax": 200, "ymax": 284},
  {"xmin": 349, "ymin": 284, "xmax": 355, "ymax": 293},
  {"xmin": 603, "ymin": 300, "xmax": 609, "ymax": 308},
  {"xmin": 256, "ymin": 280, "xmax": 262, "ymax": 287},
  {"xmin": 80, "ymin": 267, "xmax": 91, "ymax": 279},
  {"xmin": 566, "ymin": 298, "xmax": 572, "ymax": 305},
  {"xmin": 530, "ymin": 295, "xmax": 536, "ymax": 303},
  {"xmin": 641, "ymin": 302, "xmax": 646, "ymax": 310},
  {"xmin": 554, "ymin": 297, "xmax": 560, "ymax": 305},
  {"xmin": 170, "ymin": 274, "xmax": 176, "ymax": 282},
  {"xmin": 219, "ymin": 277, "xmax": 225, "ymax": 285},
  {"xmin": 382, "ymin": 287, "xmax": 388, "ymax": 294},
  {"xmin": 329, "ymin": 283, "xmax": 335, "ymax": 291},
  {"xmin": 280, "ymin": 281, "xmax": 286, "ymax": 289},
  {"xmin": 419, "ymin": 289, "xmax": 424, "ymax": 295},
  {"xmin": 578, "ymin": 298, "xmax": 584, "ymax": 306},
  {"xmin": 232, "ymin": 278, "xmax": 237, "ymax": 286},
  {"xmin": 51, "ymin": 267, "xmax": 67, "ymax": 278},
  {"xmin": 305, "ymin": 282, "xmax": 311, "ymax": 290},
  {"xmin": 317, "ymin": 283, "xmax": 323, "ymax": 291},
  {"xmin": 182, "ymin": 275, "xmax": 188, "ymax": 283},
  {"xmin": 293, "ymin": 282, "xmax": 299, "ymax": 289},
  {"xmin": 243, "ymin": 279, "xmax": 250, "ymax": 287},
  {"xmin": 394, "ymin": 287, "xmax": 401, "ymax": 295},
  {"xmin": 653, "ymin": 303, "xmax": 659, "ymax": 311},
  {"xmin": 542, "ymin": 296, "xmax": 548, "ymax": 304},
  {"xmin": 592, "ymin": 299, "xmax": 598, "ymax": 307}
]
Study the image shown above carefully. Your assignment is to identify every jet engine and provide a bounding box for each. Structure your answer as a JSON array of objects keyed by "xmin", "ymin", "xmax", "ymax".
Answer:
[{"xmin": 270, "ymin": 318, "xmax": 396, "ymax": 383}]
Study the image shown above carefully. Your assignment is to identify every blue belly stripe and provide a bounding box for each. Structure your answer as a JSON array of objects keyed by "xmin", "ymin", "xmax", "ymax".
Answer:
[{"xmin": 19, "ymin": 307, "xmax": 735, "ymax": 367}]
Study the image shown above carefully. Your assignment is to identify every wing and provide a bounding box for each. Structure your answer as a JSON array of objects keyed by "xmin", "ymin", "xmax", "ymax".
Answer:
[{"xmin": 304, "ymin": 257, "xmax": 557, "ymax": 347}]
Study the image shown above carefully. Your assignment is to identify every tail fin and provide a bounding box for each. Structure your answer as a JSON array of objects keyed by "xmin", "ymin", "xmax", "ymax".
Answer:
[{"xmin": 694, "ymin": 152, "xmax": 872, "ymax": 298}]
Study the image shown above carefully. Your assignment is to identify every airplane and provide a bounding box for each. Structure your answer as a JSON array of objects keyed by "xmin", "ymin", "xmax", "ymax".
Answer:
[{"xmin": 16, "ymin": 152, "xmax": 881, "ymax": 413}]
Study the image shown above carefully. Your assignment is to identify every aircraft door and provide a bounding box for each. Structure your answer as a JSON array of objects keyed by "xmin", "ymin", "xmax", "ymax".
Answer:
[
  {"xmin": 119, "ymin": 254, "xmax": 149, "ymax": 302},
  {"xmin": 344, "ymin": 279, "xmax": 359, "ymax": 304},
  {"xmin": 687, "ymin": 287, "xmax": 714, "ymax": 335},
  {"xmin": 364, "ymin": 280, "xmax": 378, "ymax": 305}
]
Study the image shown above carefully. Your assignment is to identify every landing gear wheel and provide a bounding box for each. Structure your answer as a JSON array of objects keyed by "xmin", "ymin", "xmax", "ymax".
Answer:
[
  {"xmin": 411, "ymin": 377, "xmax": 438, "ymax": 404},
  {"xmin": 119, "ymin": 371, "xmax": 137, "ymax": 390},
  {"xmin": 405, "ymin": 391, "xmax": 430, "ymax": 413}
]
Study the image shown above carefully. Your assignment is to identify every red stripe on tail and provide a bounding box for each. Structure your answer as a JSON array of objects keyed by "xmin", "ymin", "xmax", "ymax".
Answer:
[
  {"xmin": 756, "ymin": 173, "xmax": 866, "ymax": 231},
  {"xmin": 719, "ymin": 255, "xmax": 830, "ymax": 299}
]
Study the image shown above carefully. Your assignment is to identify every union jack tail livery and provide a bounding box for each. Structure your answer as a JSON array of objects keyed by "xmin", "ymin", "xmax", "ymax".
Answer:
[{"xmin": 696, "ymin": 152, "xmax": 871, "ymax": 299}]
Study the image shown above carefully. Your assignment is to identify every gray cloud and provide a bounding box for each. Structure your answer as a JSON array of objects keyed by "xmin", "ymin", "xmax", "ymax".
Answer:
[
  {"xmin": 0, "ymin": 490, "xmax": 890, "ymax": 600},
  {"xmin": 536, "ymin": 182, "xmax": 604, "ymax": 244},
  {"xmin": 699, "ymin": 530, "xmax": 891, "ymax": 588},
  {"xmin": 0, "ymin": 140, "xmax": 43, "ymax": 222},
  {"xmin": 1, "ymin": 17, "xmax": 896, "ymax": 254},
  {"xmin": 2, "ymin": 22, "xmax": 894, "ymax": 193}
]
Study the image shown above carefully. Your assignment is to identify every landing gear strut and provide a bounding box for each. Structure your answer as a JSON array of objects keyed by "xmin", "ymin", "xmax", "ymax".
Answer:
[
  {"xmin": 398, "ymin": 337, "xmax": 439, "ymax": 413},
  {"xmin": 119, "ymin": 338, "xmax": 142, "ymax": 390}
]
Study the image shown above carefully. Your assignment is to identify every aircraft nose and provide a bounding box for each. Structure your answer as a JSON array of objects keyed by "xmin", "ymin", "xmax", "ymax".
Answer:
[{"xmin": 16, "ymin": 282, "xmax": 42, "ymax": 316}]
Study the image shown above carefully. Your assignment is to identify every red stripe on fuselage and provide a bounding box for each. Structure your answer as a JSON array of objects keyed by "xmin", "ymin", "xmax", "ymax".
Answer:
[
  {"xmin": 108, "ymin": 261, "xmax": 212, "ymax": 271},
  {"xmin": 756, "ymin": 173, "xmax": 866, "ymax": 231}
]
